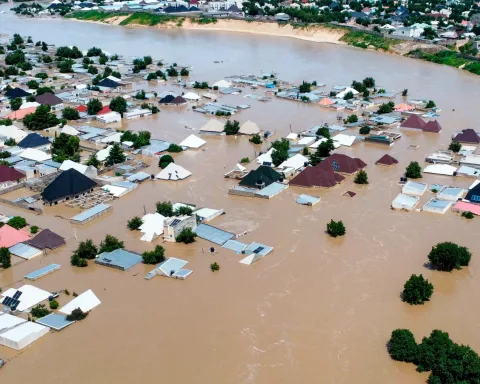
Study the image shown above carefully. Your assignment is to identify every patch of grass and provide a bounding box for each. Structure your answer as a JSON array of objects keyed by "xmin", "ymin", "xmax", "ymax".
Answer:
[
  {"xmin": 340, "ymin": 30, "xmax": 398, "ymax": 51},
  {"xmin": 408, "ymin": 49, "xmax": 480, "ymax": 76},
  {"xmin": 67, "ymin": 10, "xmax": 129, "ymax": 22},
  {"xmin": 191, "ymin": 16, "xmax": 217, "ymax": 25},
  {"xmin": 119, "ymin": 12, "xmax": 178, "ymax": 26}
]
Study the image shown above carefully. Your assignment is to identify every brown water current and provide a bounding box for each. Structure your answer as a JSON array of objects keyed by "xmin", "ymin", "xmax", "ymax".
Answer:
[{"xmin": 1, "ymin": 8, "xmax": 480, "ymax": 384}]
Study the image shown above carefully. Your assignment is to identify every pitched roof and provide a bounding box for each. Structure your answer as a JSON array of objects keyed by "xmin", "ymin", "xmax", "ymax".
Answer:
[
  {"xmin": 41, "ymin": 168, "xmax": 97, "ymax": 203},
  {"xmin": 76, "ymin": 105, "xmax": 88, "ymax": 112},
  {"xmin": 6, "ymin": 107, "xmax": 37, "ymax": 120},
  {"xmin": 171, "ymin": 96, "xmax": 187, "ymax": 105},
  {"xmin": 97, "ymin": 78, "xmax": 122, "ymax": 88},
  {"xmin": 96, "ymin": 105, "xmax": 112, "ymax": 115},
  {"xmin": 36, "ymin": 93, "xmax": 63, "ymax": 106},
  {"xmin": 159, "ymin": 94, "xmax": 175, "ymax": 104},
  {"xmin": 423, "ymin": 120, "xmax": 442, "ymax": 133},
  {"xmin": 200, "ymin": 119, "xmax": 224, "ymax": 133},
  {"xmin": 290, "ymin": 166, "xmax": 344, "ymax": 188},
  {"xmin": 26, "ymin": 229, "xmax": 66, "ymax": 250},
  {"xmin": 4, "ymin": 88, "xmax": 30, "ymax": 99},
  {"xmin": 239, "ymin": 166, "xmax": 282, "ymax": 188},
  {"xmin": 454, "ymin": 129, "xmax": 480, "ymax": 144},
  {"xmin": 239, "ymin": 120, "xmax": 260, "ymax": 135},
  {"xmin": 0, "ymin": 164, "xmax": 25, "ymax": 182},
  {"xmin": 17, "ymin": 133, "xmax": 50, "ymax": 149},
  {"xmin": 316, "ymin": 153, "xmax": 367, "ymax": 174},
  {"xmin": 0, "ymin": 225, "xmax": 31, "ymax": 248},
  {"xmin": 465, "ymin": 183, "xmax": 480, "ymax": 203},
  {"xmin": 400, "ymin": 114, "xmax": 426, "ymax": 129},
  {"xmin": 375, "ymin": 154, "xmax": 398, "ymax": 166}
]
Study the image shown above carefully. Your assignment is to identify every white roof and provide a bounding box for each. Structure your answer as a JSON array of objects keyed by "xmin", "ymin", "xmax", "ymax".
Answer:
[
  {"xmin": 332, "ymin": 134, "xmax": 356, "ymax": 147},
  {"xmin": 278, "ymin": 153, "xmax": 308, "ymax": 170},
  {"xmin": 469, "ymin": 179, "xmax": 480, "ymax": 189},
  {"xmin": 102, "ymin": 184, "xmax": 128, "ymax": 197},
  {"xmin": 234, "ymin": 163, "xmax": 246, "ymax": 171},
  {"xmin": 100, "ymin": 132, "xmax": 122, "ymax": 143},
  {"xmin": 296, "ymin": 136, "xmax": 315, "ymax": 146},
  {"xmin": 107, "ymin": 75, "xmax": 123, "ymax": 84},
  {"xmin": 60, "ymin": 159, "xmax": 88, "ymax": 174},
  {"xmin": 20, "ymin": 102, "xmax": 40, "ymax": 110},
  {"xmin": 337, "ymin": 87, "xmax": 359, "ymax": 98},
  {"xmin": 58, "ymin": 289, "xmax": 101, "ymax": 315},
  {"xmin": 0, "ymin": 313, "xmax": 27, "ymax": 332},
  {"xmin": 179, "ymin": 134, "xmax": 206, "ymax": 149},
  {"xmin": 1, "ymin": 285, "xmax": 51, "ymax": 312},
  {"xmin": 194, "ymin": 207, "xmax": 222, "ymax": 221},
  {"xmin": 183, "ymin": 92, "xmax": 200, "ymax": 100},
  {"xmin": 423, "ymin": 164, "xmax": 457, "ymax": 176},
  {"xmin": 0, "ymin": 125, "xmax": 28, "ymax": 141},
  {"xmin": 200, "ymin": 119, "xmax": 224, "ymax": 133},
  {"xmin": 309, "ymin": 137, "xmax": 328, "ymax": 148},
  {"xmin": 140, "ymin": 213, "xmax": 165, "ymax": 241},
  {"xmin": 97, "ymin": 112, "xmax": 121, "ymax": 124},
  {"xmin": 239, "ymin": 120, "xmax": 260, "ymax": 135},
  {"xmin": 460, "ymin": 155, "xmax": 480, "ymax": 166},
  {"xmin": 61, "ymin": 125, "xmax": 80, "ymax": 136},
  {"xmin": 96, "ymin": 145, "xmax": 112, "ymax": 161},
  {"xmin": 286, "ymin": 133, "xmax": 298, "ymax": 140},
  {"xmin": 212, "ymin": 79, "xmax": 232, "ymax": 88},
  {"xmin": 156, "ymin": 163, "xmax": 192, "ymax": 180},
  {"xmin": 19, "ymin": 148, "xmax": 52, "ymax": 162},
  {"xmin": 0, "ymin": 321, "xmax": 48, "ymax": 350},
  {"xmin": 256, "ymin": 148, "xmax": 275, "ymax": 164}
]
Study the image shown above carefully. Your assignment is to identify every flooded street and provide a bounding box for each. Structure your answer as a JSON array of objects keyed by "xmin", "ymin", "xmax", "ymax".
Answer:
[{"xmin": 1, "ymin": 8, "xmax": 480, "ymax": 384}]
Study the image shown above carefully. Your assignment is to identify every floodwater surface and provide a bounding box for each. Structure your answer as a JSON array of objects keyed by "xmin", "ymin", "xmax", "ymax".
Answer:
[{"xmin": 0, "ymin": 8, "xmax": 479, "ymax": 384}]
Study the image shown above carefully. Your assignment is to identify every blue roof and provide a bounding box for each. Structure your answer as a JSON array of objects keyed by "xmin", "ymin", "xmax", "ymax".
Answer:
[
  {"xmin": 255, "ymin": 182, "xmax": 288, "ymax": 198},
  {"xmin": 296, "ymin": 194, "xmax": 321, "ymax": 206},
  {"xmin": 24, "ymin": 263, "xmax": 61, "ymax": 280},
  {"xmin": 17, "ymin": 133, "xmax": 50, "ymax": 149},
  {"xmin": 196, "ymin": 224, "xmax": 235, "ymax": 245},
  {"xmin": 222, "ymin": 239, "xmax": 247, "ymax": 253},
  {"xmin": 36, "ymin": 313, "xmax": 74, "ymax": 331},
  {"xmin": 41, "ymin": 160, "xmax": 62, "ymax": 169},
  {"xmin": 70, "ymin": 203, "xmax": 111, "ymax": 223},
  {"xmin": 245, "ymin": 242, "xmax": 273, "ymax": 257},
  {"xmin": 127, "ymin": 172, "xmax": 150, "ymax": 182},
  {"xmin": 95, "ymin": 249, "xmax": 142, "ymax": 271},
  {"xmin": 9, "ymin": 243, "xmax": 41, "ymax": 259},
  {"xmin": 424, "ymin": 199, "xmax": 451, "ymax": 209}
]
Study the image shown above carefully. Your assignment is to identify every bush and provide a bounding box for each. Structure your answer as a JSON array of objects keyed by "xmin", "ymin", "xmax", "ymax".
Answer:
[
  {"xmin": 402, "ymin": 274, "xmax": 434, "ymax": 305},
  {"xmin": 31, "ymin": 304, "xmax": 50, "ymax": 318},
  {"xmin": 71, "ymin": 254, "xmax": 88, "ymax": 267},
  {"xmin": 99, "ymin": 235, "xmax": 124, "ymax": 253},
  {"xmin": 142, "ymin": 245, "xmax": 165, "ymax": 264},
  {"xmin": 240, "ymin": 157, "xmax": 249, "ymax": 164},
  {"xmin": 156, "ymin": 201, "xmax": 173, "ymax": 217},
  {"xmin": 427, "ymin": 242, "xmax": 471, "ymax": 272},
  {"xmin": 249, "ymin": 134, "xmax": 262, "ymax": 144},
  {"xmin": 66, "ymin": 308, "xmax": 88, "ymax": 321},
  {"xmin": 174, "ymin": 206, "xmax": 193, "ymax": 216},
  {"xmin": 359, "ymin": 126, "xmax": 370, "ymax": 135},
  {"xmin": 388, "ymin": 329, "xmax": 418, "ymax": 363},
  {"xmin": 377, "ymin": 101, "xmax": 394, "ymax": 114},
  {"xmin": 105, "ymin": 143, "xmax": 126, "ymax": 166},
  {"xmin": 30, "ymin": 225, "xmax": 39, "ymax": 234},
  {"xmin": 0, "ymin": 247, "xmax": 11, "ymax": 269},
  {"xmin": 180, "ymin": 67, "xmax": 189, "ymax": 76},
  {"xmin": 159, "ymin": 154, "xmax": 174, "ymax": 169},
  {"xmin": 354, "ymin": 170, "xmax": 368, "ymax": 185},
  {"xmin": 176, "ymin": 227, "xmax": 197, "ymax": 244},
  {"xmin": 127, "ymin": 216, "xmax": 143, "ymax": 230},
  {"xmin": 73, "ymin": 239, "xmax": 97, "ymax": 260},
  {"xmin": 405, "ymin": 161, "xmax": 422, "ymax": 179},
  {"xmin": 316, "ymin": 127, "xmax": 330, "ymax": 138},
  {"xmin": 8, "ymin": 216, "xmax": 27, "ymax": 229},
  {"xmin": 448, "ymin": 140, "xmax": 462, "ymax": 153},
  {"xmin": 402, "ymin": 89, "xmax": 408, "ymax": 96},
  {"xmin": 271, "ymin": 148, "xmax": 289, "ymax": 167},
  {"xmin": 461, "ymin": 211, "xmax": 474, "ymax": 219},
  {"xmin": 346, "ymin": 114, "xmax": 358, "ymax": 124},
  {"xmin": 23, "ymin": 105, "xmax": 59, "ymax": 131},
  {"xmin": 87, "ymin": 98, "xmax": 103, "ymax": 115},
  {"xmin": 224, "ymin": 120, "xmax": 240, "ymax": 135},
  {"xmin": 167, "ymin": 144, "xmax": 183, "ymax": 153},
  {"xmin": 49, "ymin": 299, "xmax": 59, "ymax": 310},
  {"xmin": 426, "ymin": 100, "xmax": 436, "ymax": 109},
  {"xmin": 62, "ymin": 107, "xmax": 80, "ymax": 121},
  {"xmin": 326, "ymin": 220, "xmax": 346, "ymax": 238},
  {"xmin": 210, "ymin": 262, "xmax": 220, "ymax": 272},
  {"xmin": 343, "ymin": 91, "xmax": 354, "ymax": 100}
]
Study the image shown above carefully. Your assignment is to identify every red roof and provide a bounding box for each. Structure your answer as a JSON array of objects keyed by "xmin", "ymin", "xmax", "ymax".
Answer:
[
  {"xmin": 76, "ymin": 105, "xmax": 87, "ymax": 112},
  {"xmin": 375, "ymin": 154, "xmax": 398, "ymax": 166},
  {"xmin": 96, "ymin": 106, "xmax": 111, "ymax": 115},
  {"xmin": 400, "ymin": 114, "xmax": 426, "ymax": 130},
  {"xmin": 454, "ymin": 129, "xmax": 480, "ymax": 144},
  {"xmin": 317, "ymin": 153, "xmax": 367, "ymax": 174},
  {"xmin": 0, "ymin": 225, "xmax": 31, "ymax": 248},
  {"xmin": 290, "ymin": 167, "xmax": 344, "ymax": 188},
  {"xmin": 0, "ymin": 164, "xmax": 25, "ymax": 183},
  {"xmin": 423, "ymin": 120, "xmax": 442, "ymax": 133}
]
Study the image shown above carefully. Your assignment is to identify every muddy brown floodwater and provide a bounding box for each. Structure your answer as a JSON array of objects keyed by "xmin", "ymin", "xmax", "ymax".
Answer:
[{"xmin": 1, "ymin": 7, "xmax": 480, "ymax": 384}]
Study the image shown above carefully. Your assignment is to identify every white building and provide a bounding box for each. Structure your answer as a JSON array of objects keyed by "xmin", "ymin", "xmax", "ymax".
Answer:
[
  {"xmin": 163, "ymin": 215, "xmax": 197, "ymax": 242},
  {"xmin": 96, "ymin": 111, "xmax": 122, "ymax": 124}
]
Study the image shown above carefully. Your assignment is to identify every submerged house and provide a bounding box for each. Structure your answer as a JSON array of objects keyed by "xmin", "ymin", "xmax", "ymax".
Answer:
[
  {"xmin": 290, "ymin": 166, "xmax": 344, "ymax": 188},
  {"xmin": 453, "ymin": 129, "xmax": 480, "ymax": 144},
  {"xmin": 0, "ymin": 164, "xmax": 25, "ymax": 189},
  {"xmin": 35, "ymin": 93, "xmax": 64, "ymax": 111},
  {"xmin": 316, "ymin": 153, "xmax": 366, "ymax": 175},
  {"xmin": 41, "ymin": 168, "xmax": 97, "ymax": 204},
  {"xmin": 17, "ymin": 133, "xmax": 51, "ymax": 151},
  {"xmin": 375, "ymin": 154, "xmax": 398, "ymax": 166},
  {"xmin": 163, "ymin": 216, "xmax": 197, "ymax": 242},
  {"xmin": 239, "ymin": 166, "xmax": 282, "ymax": 189},
  {"xmin": 400, "ymin": 114, "xmax": 426, "ymax": 130}
]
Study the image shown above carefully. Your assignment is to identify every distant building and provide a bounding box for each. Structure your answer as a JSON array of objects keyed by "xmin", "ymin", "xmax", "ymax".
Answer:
[{"xmin": 163, "ymin": 216, "xmax": 197, "ymax": 242}]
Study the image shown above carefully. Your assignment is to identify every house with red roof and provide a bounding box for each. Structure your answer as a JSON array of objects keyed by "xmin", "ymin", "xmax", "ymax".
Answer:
[
  {"xmin": 0, "ymin": 164, "xmax": 25, "ymax": 189},
  {"xmin": 290, "ymin": 167, "xmax": 344, "ymax": 189},
  {"xmin": 316, "ymin": 153, "xmax": 367, "ymax": 175},
  {"xmin": 423, "ymin": 120, "xmax": 442, "ymax": 133},
  {"xmin": 97, "ymin": 106, "xmax": 112, "ymax": 115},
  {"xmin": 376, "ymin": 154, "xmax": 398, "ymax": 166},
  {"xmin": 400, "ymin": 114, "xmax": 426, "ymax": 130},
  {"xmin": 76, "ymin": 105, "xmax": 87, "ymax": 113},
  {"xmin": 453, "ymin": 129, "xmax": 480, "ymax": 144},
  {"xmin": 0, "ymin": 225, "xmax": 31, "ymax": 248}
]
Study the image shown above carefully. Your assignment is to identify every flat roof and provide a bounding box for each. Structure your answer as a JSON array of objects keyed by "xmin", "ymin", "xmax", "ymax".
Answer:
[
  {"xmin": 0, "ymin": 313, "xmax": 27, "ymax": 332},
  {"xmin": 24, "ymin": 264, "xmax": 61, "ymax": 281},
  {"xmin": 0, "ymin": 321, "xmax": 48, "ymax": 342},
  {"xmin": 196, "ymin": 224, "xmax": 235, "ymax": 245},
  {"xmin": 158, "ymin": 257, "xmax": 188, "ymax": 275},
  {"xmin": 9, "ymin": 243, "xmax": 42, "ymax": 260},
  {"xmin": 36, "ymin": 313, "xmax": 74, "ymax": 331},
  {"xmin": 222, "ymin": 239, "xmax": 248, "ymax": 253},
  {"xmin": 95, "ymin": 249, "xmax": 142, "ymax": 271},
  {"xmin": 70, "ymin": 203, "xmax": 112, "ymax": 223}
]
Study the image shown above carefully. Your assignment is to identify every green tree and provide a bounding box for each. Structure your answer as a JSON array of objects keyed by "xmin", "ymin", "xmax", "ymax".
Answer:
[
  {"xmin": 377, "ymin": 101, "xmax": 395, "ymax": 114},
  {"xmin": 143, "ymin": 55, "xmax": 153, "ymax": 65},
  {"xmin": 402, "ymin": 89, "xmax": 408, "ymax": 96},
  {"xmin": 210, "ymin": 262, "xmax": 220, "ymax": 272},
  {"xmin": 156, "ymin": 201, "xmax": 173, "ymax": 217},
  {"xmin": 71, "ymin": 254, "xmax": 88, "ymax": 267},
  {"xmin": 316, "ymin": 127, "xmax": 330, "ymax": 138},
  {"xmin": 73, "ymin": 239, "xmax": 98, "ymax": 260},
  {"xmin": 354, "ymin": 170, "xmax": 369, "ymax": 184},
  {"xmin": 166, "ymin": 67, "xmax": 178, "ymax": 77},
  {"xmin": 346, "ymin": 114, "xmax": 358, "ymax": 124},
  {"xmin": 10, "ymin": 97, "xmax": 22, "ymax": 111},
  {"xmin": 135, "ymin": 90, "xmax": 146, "ymax": 100},
  {"xmin": 66, "ymin": 308, "xmax": 88, "ymax": 321},
  {"xmin": 271, "ymin": 148, "xmax": 289, "ymax": 167},
  {"xmin": 36, "ymin": 86, "xmax": 54, "ymax": 95},
  {"xmin": 388, "ymin": 329, "xmax": 418, "ymax": 363},
  {"xmin": 405, "ymin": 161, "xmax": 422, "ymax": 179},
  {"xmin": 49, "ymin": 299, "xmax": 59, "ymax": 309},
  {"xmin": 298, "ymin": 81, "xmax": 312, "ymax": 93},
  {"xmin": 62, "ymin": 107, "xmax": 80, "ymax": 121},
  {"xmin": 180, "ymin": 68, "xmax": 189, "ymax": 76},
  {"xmin": 0, "ymin": 247, "xmax": 11, "ymax": 269},
  {"xmin": 461, "ymin": 211, "xmax": 474, "ymax": 219},
  {"xmin": 87, "ymin": 47, "xmax": 102, "ymax": 57},
  {"xmin": 147, "ymin": 72, "xmax": 158, "ymax": 81},
  {"xmin": 109, "ymin": 96, "xmax": 127, "ymax": 116},
  {"xmin": 105, "ymin": 143, "xmax": 126, "ymax": 166},
  {"xmin": 8, "ymin": 216, "xmax": 27, "ymax": 229},
  {"xmin": 58, "ymin": 59, "xmax": 74, "ymax": 73},
  {"xmin": 26, "ymin": 80, "xmax": 38, "ymax": 89},
  {"xmin": 359, "ymin": 126, "xmax": 371, "ymax": 135},
  {"xmin": 362, "ymin": 77, "xmax": 375, "ymax": 88},
  {"xmin": 99, "ymin": 234, "xmax": 124, "ymax": 253},
  {"xmin": 175, "ymin": 227, "xmax": 197, "ymax": 244},
  {"xmin": 159, "ymin": 154, "xmax": 174, "ymax": 169},
  {"xmin": 326, "ymin": 219, "xmax": 346, "ymax": 237},
  {"xmin": 427, "ymin": 242, "xmax": 471, "ymax": 272},
  {"xmin": 30, "ymin": 225, "xmax": 39, "ymax": 234},
  {"xmin": 343, "ymin": 91, "xmax": 354, "ymax": 100},
  {"xmin": 174, "ymin": 206, "xmax": 193, "ymax": 216},
  {"xmin": 422, "ymin": 26, "xmax": 438, "ymax": 40},
  {"xmin": 87, "ymin": 98, "xmax": 103, "ymax": 115},
  {"xmin": 310, "ymin": 138, "xmax": 335, "ymax": 166},
  {"xmin": 142, "ymin": 245, "xmax": 165, "ymax": 264},
  {"xmin": 224, "ymin": 120, "xmax": 240, "ymax": 135},
  {"xmin": 167, "ymin": 144, "xmax": 183, "ymax": 153},
  {"xmin": 31, "ymin": 304, "xmax": 50, "ymax": 318},
  {"xmin": 402, "ymin": 274, "xmax": 434, "ymax": 305},
  {"xmin": 51, "ymin": 133, "xmax": 80, "ymax": 162},
  {"xmin": 86, "ymin": 152, "xmax": 100, "ymax": 168},
  {"xmin": 5, "ymin": 50, "xmax": 25, "ymax": 65},
  {"xmin": 448, "ymin": 141, "xmax": 461, "ymax": 153},
  {"xmin": 87, "ymin": 65, "xmax": 98, "ymax": 75},
  {"xmin": 426, "ymin": 100, "xmax": 436, "ymax": 109},
  {"xmin": 127, "ymin": 216, "xmax": 143, "ymax": 230},
  {"xmin": 0, "ymin": 118, "xmax": 13, "ymax": 126},
  {"xmin": 35, "ymin": 73, "xmax": 48, "ymax": 80},
  {"xmin": 249, "ymin": 134, "xmax": 262, "ymax": 144}
]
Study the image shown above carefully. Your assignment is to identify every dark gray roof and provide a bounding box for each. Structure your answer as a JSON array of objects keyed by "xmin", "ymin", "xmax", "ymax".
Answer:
[{"xmin": 17, "ymin": 133, "xmax": 50, "ymax": 149}]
